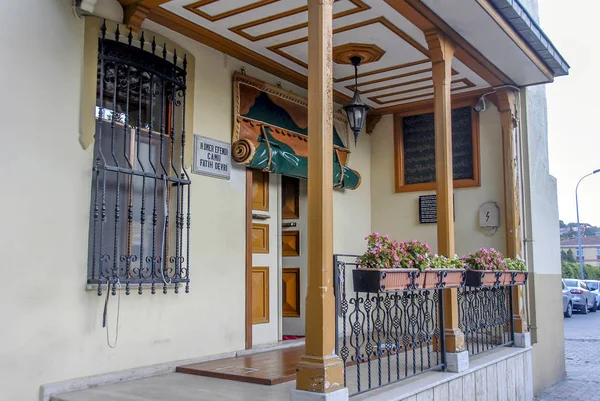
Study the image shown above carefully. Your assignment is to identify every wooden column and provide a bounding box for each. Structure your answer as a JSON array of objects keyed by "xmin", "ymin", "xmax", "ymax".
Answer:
[
  {"xmin": 497, "ymin": 88, "xmax": 527, "ymax": 334},
  {"xmin": 426, "ymin": 30, "xmax": 465, "ymax": 353},
  {"xmin": 295, "ymin": 0, "xmax": 345, "ymax": 394}
]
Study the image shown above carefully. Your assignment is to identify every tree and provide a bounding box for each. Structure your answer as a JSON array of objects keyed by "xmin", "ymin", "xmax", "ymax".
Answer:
[
  {"xmin": 566, "ymin": 249, "xmax": 576, "ymax": 262},
  {"xmin": 560, "ymin": 220, "xmax": 567, "ymax": 229},
  {"xmin": 561, "ymin": 250, "xmax": 568, "ymax": 261}
]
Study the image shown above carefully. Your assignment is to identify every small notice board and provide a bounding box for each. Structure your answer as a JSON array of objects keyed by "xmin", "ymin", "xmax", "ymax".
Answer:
[
  {"xmin": 418, "ymin": 194, "xmax": 455, "ymax": 224},
  {"xmin": 192, "ymin": 135, "xmax": 231, "ymax": 180}
]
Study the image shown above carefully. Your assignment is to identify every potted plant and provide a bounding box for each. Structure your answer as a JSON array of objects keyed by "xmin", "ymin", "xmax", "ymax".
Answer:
[
  {"xmin": 462, "ymin": 248, "xmax": 528, "ymax": 287},
  {"xmin": 352, "ymin": 233, "xmax": 465, "ymax": 293}
]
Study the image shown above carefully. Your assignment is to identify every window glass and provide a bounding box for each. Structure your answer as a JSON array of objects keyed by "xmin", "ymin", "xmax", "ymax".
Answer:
[{"xmin": 564, "ymin": 279, "xmax": 578, "ymax": 287}]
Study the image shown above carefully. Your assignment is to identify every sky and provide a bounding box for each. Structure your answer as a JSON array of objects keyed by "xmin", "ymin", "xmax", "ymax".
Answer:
[{"xmin": 538, "ymin": 0, "xmax": 600, "ymax": 226}]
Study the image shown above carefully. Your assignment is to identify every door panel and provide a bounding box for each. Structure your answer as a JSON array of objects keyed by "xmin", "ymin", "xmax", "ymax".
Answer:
[
  {"xmin": 252, "ymin": 267, "xmax": 269, "ymax": 324},
  {"xmin": 282, "ymin": 268, "xmax": 301, "ymax": 318},
  {"xmin": 282, "ymin": 177, "xmax": 308, "ymax": 336},
  {"xmin": 251, "ymin": 171, "xmax": 279, "ymax": 346}
]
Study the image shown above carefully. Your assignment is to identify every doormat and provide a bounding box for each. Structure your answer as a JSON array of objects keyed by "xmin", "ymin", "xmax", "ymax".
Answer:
[{"xmin": 282, "ymin": 335, "xmax": 305, "ymax": 341}]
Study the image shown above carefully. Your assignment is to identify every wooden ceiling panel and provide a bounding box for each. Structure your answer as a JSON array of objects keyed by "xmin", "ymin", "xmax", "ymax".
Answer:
[{"xmin": 153, "ymin": 0, "xmax": 492, "ymax": 112}]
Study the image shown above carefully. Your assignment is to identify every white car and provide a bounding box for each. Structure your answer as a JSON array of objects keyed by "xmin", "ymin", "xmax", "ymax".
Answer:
[
  {"xmin": 564, "ymin": 279, "xmax": 597, "ymax": 314},
  {"xmin": 584, "ymin": 280, "xmax": 600, "ymax": 309}
]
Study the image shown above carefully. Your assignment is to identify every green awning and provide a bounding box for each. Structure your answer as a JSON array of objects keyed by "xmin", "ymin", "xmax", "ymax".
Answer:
[
  {"xmin": 232, "ymin": 73, "xmax": 361, "ymax": 190},
  {"xmin": 242, "ymin": 125, "xmax": 361, "ymax": 190}
]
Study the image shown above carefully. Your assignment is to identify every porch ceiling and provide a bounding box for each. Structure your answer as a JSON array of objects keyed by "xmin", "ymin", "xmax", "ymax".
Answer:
[
  {"xmin": 148, "ymin": 0, "xmax": 491, "ymax": 112},
  {"xmin": 137, "ymin": 0, "xmax": 566, "ymax": 114}
]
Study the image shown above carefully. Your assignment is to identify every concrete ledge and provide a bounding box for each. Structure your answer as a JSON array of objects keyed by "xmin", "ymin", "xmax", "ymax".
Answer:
[
  {"xmin": 40, "ymin": 350, "xmax": 235, "ymax": 401},
  {"xmin": 291, "ymin": 388, "xmax": 349, "ymax": 401},
  {"xmin": 515, "ymin": 332, "xmax": 532, "ymax": 348},
  {"xmin": 353, "ymin": 346, "xmax": 532, "ymax": 401},
  {"xmin": 446, "ymin": 350, "xmax": 469, "ymax": 372},
  {"xmin": 41, "ymin": 339, "xmax": 306, "ymax": 401}
]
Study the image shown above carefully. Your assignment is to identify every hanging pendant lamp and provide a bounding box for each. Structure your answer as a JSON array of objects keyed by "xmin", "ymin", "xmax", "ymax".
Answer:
[{"xmin": 342, "ymin": 56, "xmax": 371, "ymax": 145}]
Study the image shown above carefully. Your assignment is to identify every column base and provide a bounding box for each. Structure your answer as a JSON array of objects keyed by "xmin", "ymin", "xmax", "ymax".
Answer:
[
  {"xmin": 514, "ymin": 332, "xmax": 531, "ymax": 348},
  {"xmin": 446, "ymin": 350, "xmax": 469, "ymax": 373},
  {"xmin": 290, "ymin": 388, "xmax": 349, "ymax": 401}
]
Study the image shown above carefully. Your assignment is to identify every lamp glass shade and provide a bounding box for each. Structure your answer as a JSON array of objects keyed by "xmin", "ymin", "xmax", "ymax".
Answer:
[{"xmin": 343, "ymin": 89, "xmax": 371, "ymax": 145}]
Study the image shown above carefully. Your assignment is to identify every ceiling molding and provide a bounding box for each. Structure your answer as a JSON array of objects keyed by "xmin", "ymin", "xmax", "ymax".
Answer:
[
  {"xmin": 332, "ymin": 43, "xmax": 386, "ymax": 65},
  {"xmin": 369, "ymin": 78, "xmax": 475, "ymax": 105},
  {"xmin": 375, "ymin": 87, "xmax": 491, "ymax": 115},
  {"xmin": 147, "ymin": 7, "xmax": 353, "ymax": 105},
  {"xmin": 146, "ymin": 1, "xmax": 491, "ymax": 111},
  {"xmin": 229, "ymin": 0, "xmax": 370, "ymax": 42},
  {"xmin": 267, "ymin": 16, "xmax": 429, "ymax": 70},
  {"xmin": 184, "ymin": 0, "xmax": 277, "ymax": 22},
  {"xmin": 334, "ymin": 59, "xmax": 430, "ymax": 83}
]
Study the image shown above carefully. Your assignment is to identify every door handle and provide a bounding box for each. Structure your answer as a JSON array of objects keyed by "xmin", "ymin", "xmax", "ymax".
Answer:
[
  {"xmin": 282, "ymin": 222, "xmax": 297, "ymax": 228},
  {"xmin": 252, "ymin": 213, "xmax": 270, "ymax": 220}
]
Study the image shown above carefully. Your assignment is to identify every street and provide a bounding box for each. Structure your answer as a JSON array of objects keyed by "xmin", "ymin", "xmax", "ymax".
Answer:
[{"xmin": 537, "ymin": 310, "xmax": 600, "ymax": 400}]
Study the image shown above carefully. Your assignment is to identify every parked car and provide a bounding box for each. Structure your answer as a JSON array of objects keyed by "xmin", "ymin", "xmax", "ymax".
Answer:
[
  {"xmin": 562, "ymin": 280, "xmax": 574, "ymax": 318},
  {"xmin": 584, "ymin": 280, "xmax": 600, "ymax": 309},
  {"xmin": 563, "ymin": 279, "xmax": 597, "ymax": 314}
]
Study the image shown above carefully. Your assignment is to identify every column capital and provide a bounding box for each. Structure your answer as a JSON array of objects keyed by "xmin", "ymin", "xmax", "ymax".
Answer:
[
  {"xmin": 307, "ymin": 0, "xmax": 334, "ymax": 5},
  {"xmin": 424, "ymin": 29, "xmax": 455, "ymax": 64},
  {"xmin": 496, "ymin": 87, "xmax": 519, "ymax": 120}
]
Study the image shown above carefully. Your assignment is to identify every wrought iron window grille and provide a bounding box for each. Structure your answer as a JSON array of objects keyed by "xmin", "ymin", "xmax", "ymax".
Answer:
[{"xmin": 88, "ymin": 22, "xmax": 191, "ymax": 296}]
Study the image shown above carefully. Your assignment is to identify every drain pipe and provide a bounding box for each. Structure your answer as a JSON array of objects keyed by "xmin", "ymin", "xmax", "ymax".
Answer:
[{"xmin": 517, "ymin": 89, "xmax": 538, "ymax": 344}]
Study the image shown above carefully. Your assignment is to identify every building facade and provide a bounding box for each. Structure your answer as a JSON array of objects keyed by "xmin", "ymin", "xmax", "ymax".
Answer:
[
  {"xmin": 0, "ymin": 0, "xmax": 568, "ymax": 400},
  {"xmin": 561, "ymin": 238, "xmax": 600, "ymax": 267}
]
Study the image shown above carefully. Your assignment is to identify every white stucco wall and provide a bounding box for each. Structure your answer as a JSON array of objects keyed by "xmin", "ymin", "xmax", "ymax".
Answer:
[
  {"xmin": 370, "ymin": 106, "xmax": 507, "ymax": 256},
  {"xmin": 0, "ymin": 2, "xmax": 371, "ymax": 400}
]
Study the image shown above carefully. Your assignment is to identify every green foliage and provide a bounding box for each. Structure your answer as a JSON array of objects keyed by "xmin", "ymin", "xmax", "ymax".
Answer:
[
  {"xmin": 566, "ymin": 249, "xmax": 576, "ymax": 262},
  {"xmin": 562, "ymin": 261, "xmax": 600, "ymax": 280},
  {"xmin": 505, "ymin": 257, "xmax": 527, "ymax": 272},
  {"xmin": 561, "ymin": 250, "xmax": 568, "ymax": 261},
  {"xmin": 560, "ymin": 220, "xmax": 567, "ymax": 229},
  {"xmin": 429, "ymin": 255, "xmax": 465, "ymax": 270},
  {"xmin": 562, "ymin": 262, "xmax": 579, "ymax": 279}
]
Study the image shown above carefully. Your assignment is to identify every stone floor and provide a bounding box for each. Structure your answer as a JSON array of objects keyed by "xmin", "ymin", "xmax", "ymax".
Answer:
[{"xmin": 537, "ymin": 309, "xmax": 600, "ymax": 400}]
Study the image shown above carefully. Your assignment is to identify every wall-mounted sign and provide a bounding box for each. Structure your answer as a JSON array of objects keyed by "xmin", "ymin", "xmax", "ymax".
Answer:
[
  {"xmin": 419, "ymin": 195, "xmax": 438, "ymax": 224},
  {"xmin": 418, "ymin": 194, "xmax": 455, "ymax": 224},
  {"xmin": 192, "ymin": 135, "xmax": 231, "ymax": 180}
]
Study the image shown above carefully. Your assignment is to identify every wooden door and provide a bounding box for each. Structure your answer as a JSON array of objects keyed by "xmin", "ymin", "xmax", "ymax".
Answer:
[
  {"xmin": 281, "ymin": 176, "xmax": 308, "ymax": 336},
  {"xmin": 250, "ymin": 170, "xmax": 279, "ymax": 346}
]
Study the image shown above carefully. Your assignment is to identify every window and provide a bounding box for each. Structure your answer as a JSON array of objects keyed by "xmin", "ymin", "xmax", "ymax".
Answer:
[
  {"xmin": 597, "ymin": 248, "xmax": 600, "ymax": 256},
  {"xmin": 393, "ymin": 106, "xmax": 481, "ymax": 193},
  {"xmin": 87, "ymin": 24, "xmax": 191, "ymax": 295},
  {"xmin": 564, "ymin": 279, "xmax": 578, "ymax": 287}
]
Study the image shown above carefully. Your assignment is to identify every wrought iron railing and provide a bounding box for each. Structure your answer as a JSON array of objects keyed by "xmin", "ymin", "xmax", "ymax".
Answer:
[
  {"xmin": 458, "ymin": 285, "xmax": 514, "ymax": 356},
  {"xmin": 334, "ymin": 255, "xmax": 446, "ymax": 397}
]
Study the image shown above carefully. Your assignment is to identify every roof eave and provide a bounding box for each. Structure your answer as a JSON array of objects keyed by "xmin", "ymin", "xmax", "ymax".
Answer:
[{"xmin": 489, "ymin": 0, "xmax": 570, "ymax": 77}]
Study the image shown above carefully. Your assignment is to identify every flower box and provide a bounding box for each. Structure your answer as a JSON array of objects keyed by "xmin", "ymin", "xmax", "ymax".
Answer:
[
  {"xmin": 352, "ymin": 268, "xmax": 465, "ymax": 293},
  {"xmin": 464, "ymin": 270, "xmax": 528, "ymax": 288}
]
